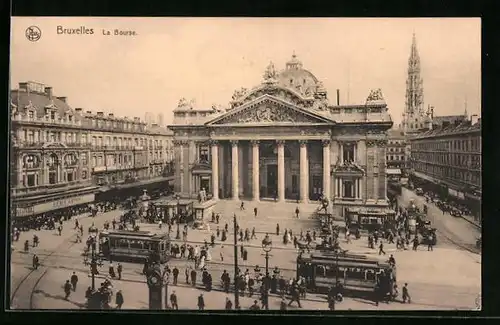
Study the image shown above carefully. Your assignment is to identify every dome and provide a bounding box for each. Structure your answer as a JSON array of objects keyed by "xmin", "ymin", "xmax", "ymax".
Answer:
[{"xmin": 277, "ymin": 53, "xmax": 319, "ymax": 96}]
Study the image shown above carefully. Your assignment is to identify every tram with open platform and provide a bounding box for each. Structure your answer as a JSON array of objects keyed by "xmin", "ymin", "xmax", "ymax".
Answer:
[{"xmin": 98, "ymin": 230, "xmax": 171, "ymax": 263}]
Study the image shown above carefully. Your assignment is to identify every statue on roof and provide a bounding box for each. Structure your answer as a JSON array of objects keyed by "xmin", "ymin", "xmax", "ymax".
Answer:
[
  {"xmin": 231, "ymin": 87, "xmax": 248, "ymax": 101},
  {"xmin": 366, "ymin": 88, "xmax": 385, "ymax": 102},
  {"xmin": 177, "ymin": 97, "xmax": 189, "ymax": 108},
  {"xmin": 263, "ymin": 61, "xmax": 277, "ymax": 80}
]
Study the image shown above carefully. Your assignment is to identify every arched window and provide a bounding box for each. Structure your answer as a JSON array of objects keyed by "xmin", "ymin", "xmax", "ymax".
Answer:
[
  {"xmin": 64, "ymin": 153, "xmax": 78, "ymax": 166},
  {"xmin": 23, "ymin": 154, "xmax": 40, "ymax": 169},
  {"xmin": 47, "ymin": 153, "xmax": 59, "ymax": 184}
]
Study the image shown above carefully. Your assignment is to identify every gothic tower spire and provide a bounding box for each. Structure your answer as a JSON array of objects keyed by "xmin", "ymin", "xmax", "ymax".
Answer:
[{"xmin": 402, "ymin": 33, "xmax": 425, "ymax": 134}]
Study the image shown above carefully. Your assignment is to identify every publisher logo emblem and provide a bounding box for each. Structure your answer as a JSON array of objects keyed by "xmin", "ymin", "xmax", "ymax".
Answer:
[{"xmin": 26, "ymin": 26, "xmax": 41, "ymax": 42}]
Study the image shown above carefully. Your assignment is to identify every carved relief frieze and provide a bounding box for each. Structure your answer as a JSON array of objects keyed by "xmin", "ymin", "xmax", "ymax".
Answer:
[{"xmin": 214, "ymin": 103, "xmax": 317, "ymax": 125}]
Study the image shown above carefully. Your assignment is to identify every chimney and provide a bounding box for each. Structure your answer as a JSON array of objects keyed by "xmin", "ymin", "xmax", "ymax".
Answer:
[
  {"xmin": 19, "ymin": 82, "xmax": 28, "ymax": 91},
  {"xmin": 57, "ymin": 96, "xmax": 67, "ymax": 103},
  {"xmin": 44, "ymin": 87, "xmax": 53, "ymax": 99},
  {"xmin": 97, "ymin": 112, "xmax": 104, "ymax": 117},
  {"xmin": 74, "ymin": 108, "xmax": 83, "ymax": 113},
  {"xmin": 430, "ymin": 107, "xmax": 434, "ymax": 119},
  {"xmin": 336, "ymin": 89, "xmax": 340, "ymax": 105},
  {"xmin": 471, "ymin": 114, "xmax": 479, "ymax": 125},
  {"xmin": 86, "ymin": 110, "xmax": 92, "ymax": 115},
  {"xmin": 108, "ymin": 113, "xmax": 114, "ymax": 118}
]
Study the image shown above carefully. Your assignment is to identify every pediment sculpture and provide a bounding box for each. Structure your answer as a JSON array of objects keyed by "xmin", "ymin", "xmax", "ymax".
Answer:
[
  {"xmin": 177, "ymin": 97, "xmax": 196, "ymax": 109},
  {"xmin": 215, "ymin": 104, "xmax": 315, "ymax": 124},
  {"xmin": 231, "ymin": 87, "xmax": 248, "ymax": 101},
  {"xmin": 263, "ymin": 61, "xmax": 277, "ymax": 80},
  {"xmin": 366, "ymin": 88, "xmax": 384, "ymax": 102}
]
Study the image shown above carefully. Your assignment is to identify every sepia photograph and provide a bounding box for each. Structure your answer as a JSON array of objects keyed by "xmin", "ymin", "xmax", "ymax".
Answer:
[{"xmin": 8, "ymin": 17, "xmax": 481, "ymax": 311}]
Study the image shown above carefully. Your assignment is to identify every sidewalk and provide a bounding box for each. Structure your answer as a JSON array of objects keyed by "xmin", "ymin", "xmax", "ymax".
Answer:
[
  {"xmin": 459, "ymin": 214, "xmax": 481, "ymax": 229},
  {"xmin": 33, "ymin": 267, "xmax": 478, "ymax": 310}
]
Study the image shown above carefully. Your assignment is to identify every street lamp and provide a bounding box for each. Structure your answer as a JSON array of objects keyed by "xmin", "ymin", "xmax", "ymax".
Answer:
[
  {"xmin": 175, "ymin": 194, "xmax": 181, "ymax": 239},
  {"xmin": 233, "ymin": 214, "xmax": 240, "ymax": 310},
  {"xmin": 83, "ymin": 235, "xmax": 104, "ymax": 291},
  {"xmin": 162, "ymin": 269, "xmax": 170, "ymax": 309},
  {"xmin": 261, "ymin": 235, "xmax": 273, "ymax": 310}
]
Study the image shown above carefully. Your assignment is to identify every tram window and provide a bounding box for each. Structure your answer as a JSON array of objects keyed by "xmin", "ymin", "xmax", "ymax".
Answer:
[
  {"xmin": 144, "ymin": 242, "xmax": 151, "ymax": 250},
  {"xmin": 130, "ymin": 240, "xmax": 144, "ymax": 250},
  {"xmin": 117, "ymin": 239, "xmax": 129, "ymax": 249},
  {"xmin": 315, "ymin": 265, "xmax": 327, "ymax": 277},
  {"xmin": 109, "ymin": 239, "xmax": 116, "ymax": 248},
  {"xmin": 346, "ymin": 269, "xmax": 365, "ymax": 280},
  {"xmin": 370, "ymin": 218, "xmax": 378, "ymax": 224},
  {"xmin": 360, "ymin": 217, "xmax": 369, "ymax": 224},
  {"xmin": 366, "ymin": 270, "xmax": 376, "ymax": 281},
  {"xmin": 151, "ymin": 242, "xmax": 159, "ymax": 251}
]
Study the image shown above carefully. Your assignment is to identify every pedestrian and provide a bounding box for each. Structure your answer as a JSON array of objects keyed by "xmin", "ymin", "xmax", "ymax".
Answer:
[
  {"xmin": 280, "ymin": 297, "xmax": 288, "ymax": 310},
  {"xmin": 225, "ymin": 297, "xmax": 233, "ymax": 310},
  {"xmin": 170, "ymin": 291, "xmax": 178, "ymax": 310},
  {"xmin": 70, "ymin": 272, "xmax": 78, "ymax": 291},
  {"xmin": 220, "ymin": 248, "xmax": 224, "ymax": 262},
  {"xmin": 402, "ymin": 283, "xmax": 411, "ymax": 303},
  {"xmin": 115, "ymin": 290, "xmax": 124, "ymax": 309},
  {"xmin": 249, "ymin": 300, "xmax": 260, "ymax": 310},
  {"xmin": 185, "ymin": 267, "xmax": 190, "ymax": 284},
  {"xmin": 191, "ymin": 268, "xmax": 197, "ymax": 287},
  {"xmin": 32, "ymin": 254, "xmax": 39, "ymax": 270},
  {"xmin": 117, "ymin": 263, "xmax": 123, "ymax": 280},
  {"xmin": 295, "ymin": 207, "xmax": 300, "ymax": 219},
  {"xmin": 412, "ymin": 237, "xmax": 419, "ymax": 251},
  {"xmin": 172, "ymin": 267, "xmax": 179, "ymax": 285},
  {"xmin": 276, "ymin": 223, "xmax": 280, "ymax": 236},
  {"xmin": 254, "ymin": 207, "xmax": 258, "ymax": 217},
  {"xmin": 378, "ymin": 241, "xmax": 386, "ymax": 255},
  {"xmin": 427, "ymin": 235, "xmax": 434, "ymax": 251},
  {"xmin": 197, "ymin": 293, "xmax": 205, "ymax": 310},
  {"xmin": 240, "ymin": 202, "xmax": 245, "ymax": 210},
  {"xmin": 64, "ymin": 280, "xmax": 72, "ymax": 300}
]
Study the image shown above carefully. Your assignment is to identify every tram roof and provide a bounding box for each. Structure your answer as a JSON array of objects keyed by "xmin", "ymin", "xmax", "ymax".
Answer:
[{"xmin": 102, "ymin": 230, "xmax": 169, "ymax": 240}]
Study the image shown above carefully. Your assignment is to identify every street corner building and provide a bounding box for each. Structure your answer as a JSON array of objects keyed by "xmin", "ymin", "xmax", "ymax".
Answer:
[
  {"xmin": 10, "ymin": 81, "xmax": 175, "ymax": 221},
  {"xmin": 168, "ymin": 54, "xmax": 394, "ymax": 218},
  {"xmin": 408, "ymin": 116, "xmax": 482, "ymax": 219}
]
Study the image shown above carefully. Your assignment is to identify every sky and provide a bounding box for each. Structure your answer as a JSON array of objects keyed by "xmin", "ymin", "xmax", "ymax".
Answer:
[{"xmin": 10, "ymin": 17, "xmax": 481, "ymax": 126}]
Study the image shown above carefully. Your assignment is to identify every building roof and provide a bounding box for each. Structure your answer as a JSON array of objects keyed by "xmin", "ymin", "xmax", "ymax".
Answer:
[
  {"xmin": 432, "ymin": 115, "xmax": 467, "ymax": 126},
  {"xmin": 387, "ymin": 128, "xmax": 405, "ymax": 139},
  {"xmin": 414, "ymin": 118, "xmax": 481, "ymax": 140},
  {"xmin": 11, "ymin": 88, "xmax": 73, "ymax": 118}
]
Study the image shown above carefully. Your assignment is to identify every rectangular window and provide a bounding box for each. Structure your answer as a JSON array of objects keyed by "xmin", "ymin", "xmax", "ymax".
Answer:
[
  {"xmin": 26, "ymin": 174, "xmax": 36, "ymax": 187},
  {"xmin": 49, "ymin": 172, "xmax": 57, "ymax": 184},
  {"xmin": 67, "ymin": 172, "xmax": 74, "ymax": 182},
  {"xmin": 343, "ymin": 144, "xmax": 355, "ymax": 163},
  {"xmin": 50, "ymin": 112, "xmax": 55, "ymax": 119}
]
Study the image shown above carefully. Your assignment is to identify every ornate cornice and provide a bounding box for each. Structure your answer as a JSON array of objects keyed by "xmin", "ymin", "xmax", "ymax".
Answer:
[
  {"xmin": 250, "ymin": 140, "xmax": 260, "ymax": 146},
  {"xmin": 299, "ymin": 140, "xmax": 308, "ymax": 147},
  {"xmin": 230, "ymin": 140, "xmax": 239, "ymax": 146},
  {"xmin": 173, "ymin": 140, "xmax": 189, "ymax": 146},
  {"xmin": 322, "ymin": 139, "xmax": 331, "ymax": 147},
  {"xmin": 209, "ymin": 140, "xmax": 218, "ymax": 146},
  {"xmin": 366, "ymin": 140, "xmax": 377, "ymax": 147}
]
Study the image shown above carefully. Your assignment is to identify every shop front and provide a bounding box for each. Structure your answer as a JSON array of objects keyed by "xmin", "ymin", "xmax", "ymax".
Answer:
[{"xmin": 14, "ymin": 190, "xmax": 96, "ymax": 219}]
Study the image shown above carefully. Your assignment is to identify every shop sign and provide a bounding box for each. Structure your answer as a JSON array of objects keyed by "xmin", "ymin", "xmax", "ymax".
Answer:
[{"xmin": 16, "ymin": 194, "xmax": 95, "ymax": 217}]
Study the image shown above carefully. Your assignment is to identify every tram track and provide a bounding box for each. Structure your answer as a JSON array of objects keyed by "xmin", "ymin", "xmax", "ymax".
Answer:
[{"xmin": 10, "ymin": 234, "xmax": 79, "ymax": 309}]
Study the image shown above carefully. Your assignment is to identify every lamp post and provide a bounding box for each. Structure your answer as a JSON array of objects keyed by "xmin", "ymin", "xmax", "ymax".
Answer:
[
  {"xmin": 163, "ymin": 270, "xmax": 170, "ymax": 309},
  {"xmin": 233, "ymin": 214, "xmax": 240, "ymax": 309},
  {"xmin": 83, "ymin": 235, "xmax": 103, "ymax": 291},
  {"xmin": 175, "ymin": 194, "xmax": 181, "ymax": 239},
  {"xmin": 261, "ymin": 235, "xmax": 273, "ymax": 310}
]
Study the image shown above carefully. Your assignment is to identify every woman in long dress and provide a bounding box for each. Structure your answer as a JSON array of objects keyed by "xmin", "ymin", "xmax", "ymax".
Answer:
[
  {"xmin": 199, "ymin": 255, "xmax": 206, "ymax": 270},
  {"xmin": 206, "ymin": 248, "xmax": 212, "ymax": 261},
  {"xmin": 286, "ymin": 232, "xmax": 291, "ymax": 245}
]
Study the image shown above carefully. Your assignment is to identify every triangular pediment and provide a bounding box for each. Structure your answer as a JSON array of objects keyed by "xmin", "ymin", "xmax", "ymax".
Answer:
[
  {"xmin": 333, "ymin": 163, "xmax": 365, "ymax": 176},
  {"xmin": 206, "ymin": 95, "xmax": 333, "ymax": 126}
]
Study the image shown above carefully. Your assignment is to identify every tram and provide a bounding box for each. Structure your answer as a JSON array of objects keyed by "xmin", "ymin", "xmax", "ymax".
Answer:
[
  {"xmin": 98, "ymin": 230, "xmax": 171, "ymax": 263},
  {"xmin": 296, "ymin": 252, "xmax": 396, "ymax": 298}
]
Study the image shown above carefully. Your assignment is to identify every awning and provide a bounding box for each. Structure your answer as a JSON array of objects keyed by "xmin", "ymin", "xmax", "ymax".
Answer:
[
  {"xmin": 386, "ymin": 168, "xmax": 401, "ymax": 175},
  {"xmin": 413, "ymin": 171, "xmax": 438, "ymax": 184},
  {"xmin": 112, "ymin": 177, "xmax": 171, "ymax": 190}
]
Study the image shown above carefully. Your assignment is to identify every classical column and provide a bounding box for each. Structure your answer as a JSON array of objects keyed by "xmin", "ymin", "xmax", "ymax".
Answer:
[
  {"xmin": 277, "ymin": 140, "xmax": 285, "ymax": 202},
  {"xmin": 210, "ymin": 140, "xmax": 219, "ymax": 200},
  {"xmin": 251, "ymin": 140, "xmax": 260, "ymax": 201},
  {"xmin": 17, "ymin": 156, "xmax": 23, "ymax": 186},
  {"xmin": 231, "ymin": 140, "xmax": 239, "ymax": 200},
  {"xmin": 322, "ymin": 139, "xmax": 331, "ymax": 200},
  {"xmin": 299, "ymin": 140, "xmax": 308, "ymax": 202}
]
